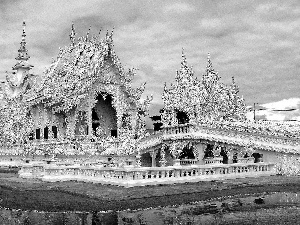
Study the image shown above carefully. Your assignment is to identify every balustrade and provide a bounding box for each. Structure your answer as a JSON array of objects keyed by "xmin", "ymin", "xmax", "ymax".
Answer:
[
  {"xmin": 204, "ymin": 157, "xmax": 223, "ymax": 164},
  {"xmin": 163, "ymin": 124, "xmax": 194, "ymax": 135},
  {"xmin": 237, "ymin": 157, "xmax": 255, "ymax": 164},
  {"xmin": 19, "ymin": 162, "xmax": 275, "ymax": 187},
  {"xmin": 180, "ymin": 159, "xmax": 198, "ymax": 165}
]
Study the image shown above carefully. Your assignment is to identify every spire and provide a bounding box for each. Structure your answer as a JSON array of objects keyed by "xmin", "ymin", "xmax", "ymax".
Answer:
[
  {"xmin": 110, "ymin": 27, "xmax": 114, "ymax": 40},
  {"xmin": 105, "ymin": 29, "xmax": 114, "ymax": 45},
  {"xmin": 15, "ymin": 21, "xmax": 30, "ymax": 61},
  {"xmin": 181, "ymin": 48, "xmax": 187, "ymax": 67},
  {"xmin": 231, "ymin": 76, "xmax": 239, "ymax": 94},
  {"xmin": 12, "ymin": 21, "xmax": 33, "ymax": 71},
  {"xmin": 69, "ymin": 22, "xmax": 76, "ymax": 45},
  {"xmin": 105, "ymin": 29, "xmax": 110, "ymax": 40},
  {"xmin": 206, "ymin": 52, "xmax": 214, "ymax": 74},
  {"xmin": 85, "ymin": 26, "xmax": 91, "ymax": 41}
]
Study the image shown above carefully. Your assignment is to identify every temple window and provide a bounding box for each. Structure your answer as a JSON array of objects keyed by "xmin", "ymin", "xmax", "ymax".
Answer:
[
  {"xmin": 52, "ymin": 126, "xmax": 58, "ymax": 138},
  {"xmin": 36, "ymin": 129, "xmax": 40, "ymax": 139},
  {"xmin": 204, "ymin": 144, "xmax": 214, "ymax": 158},
  {"xmin": 176, "ymin": 110, "xmax": 189, "ymax": 124},
  {"xmin": 44, "ymin": 127, "xmax": 49, "ymax": 139},
  {"xmin": 111, "ymin": 130, "xmax": 117, "ymax": 138}
]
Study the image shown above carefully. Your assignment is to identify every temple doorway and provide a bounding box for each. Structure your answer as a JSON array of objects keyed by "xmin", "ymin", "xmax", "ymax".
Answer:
[
  {"xmin": 179, "ymin": 143, "xmax": 195, "ymax": 159},
  {"xmin": 204, "ymin": 144, "xmax": 214, "ymax": 158},
  {"xmin": 92, "ymin": 93, "xmax": 117, "ymax": 138},
  {"xmin": 220, "ymin": 147, "xmax": 228, "ymax": 164},
  {"xmin": 252, "ymin": 153, "xmax": 263, "ymax": 163},
  {"xmin": 176, "ymin": 110, "xmax": 189, "ymax": 124}
]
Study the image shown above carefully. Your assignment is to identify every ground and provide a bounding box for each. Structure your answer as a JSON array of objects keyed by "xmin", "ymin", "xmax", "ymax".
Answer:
[{"xmin": 0, "ymin": 168, "xmax": 300, "ymax": 213}]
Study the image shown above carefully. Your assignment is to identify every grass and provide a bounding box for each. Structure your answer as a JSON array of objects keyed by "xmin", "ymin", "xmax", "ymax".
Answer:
[{"xmin": 0, "ymin": 172, "xmax": 300, "ymax": 212}]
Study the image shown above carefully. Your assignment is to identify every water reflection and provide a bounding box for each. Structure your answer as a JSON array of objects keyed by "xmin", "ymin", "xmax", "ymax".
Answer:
[
  {"xmin": 0, "ymin": 192, "xmax": 300, "ymax": 224},
  {"xmin": 0, "ymin": 209, "xmax": 117, "ymax": 225}
]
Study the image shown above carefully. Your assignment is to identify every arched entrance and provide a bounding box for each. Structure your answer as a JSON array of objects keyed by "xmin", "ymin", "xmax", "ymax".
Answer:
[
  {"xmin": 176, "ymin": 110, "xmax": 189, "ymax": 124},
  {"xmin": 179, "ymin": 143, "xmax": 195, "ymax": 159},
  {"xmin": 252, "ymin": 153, "xmax": 263, "ymax": 163},
  {"xmin": 92, "ymin": 93, "xmax": 117, "ymax": 138},
  {"xmin": 140, "ymin": 152, "xmax": 152, "ymax": 167},
  {"xmin": 204, "ymin": 144, "xmax": 214, "ymax": 158},
  {"xmin": 220, "ymin": 146, "xmax": 228, "ymax": 164}
]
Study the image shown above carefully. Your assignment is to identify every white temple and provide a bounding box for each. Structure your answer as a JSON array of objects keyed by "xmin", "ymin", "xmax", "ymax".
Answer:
[{"xmin": 1, "ymin": 22, "xmax": 300, "ymax": 187}]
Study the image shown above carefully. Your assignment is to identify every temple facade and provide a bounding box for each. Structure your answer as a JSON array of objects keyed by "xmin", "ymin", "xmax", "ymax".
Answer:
[
  {"xmin": 0, "ymin": 22, "xmax": 151, "ymax": 157},
  {"xmin": 1, "ymin": 22, "xmax": 300, "ymax": 186}
]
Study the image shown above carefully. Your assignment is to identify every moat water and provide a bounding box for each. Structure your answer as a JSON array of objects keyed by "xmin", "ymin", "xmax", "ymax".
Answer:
[{"xmin": 0, "ymin": 192, "xmax": 300, "ymax": 224}]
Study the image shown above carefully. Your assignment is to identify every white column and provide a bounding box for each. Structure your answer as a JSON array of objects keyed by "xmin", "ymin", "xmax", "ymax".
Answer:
[
  {"xmin": 87, "ymin": 96, "xmax": 93, "ymax": 139},
  {"xmin": 151, "ymin": 150, "xmax": 157, "ymax": 167}
]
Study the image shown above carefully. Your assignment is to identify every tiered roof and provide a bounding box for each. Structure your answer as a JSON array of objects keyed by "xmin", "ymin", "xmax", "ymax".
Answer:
[
  {"xmin": 162, "ymin": 50, "xmax": 246, "ymax": 123},
  {"xmin": 33, "ymin": 24, "xmax": 146, "ymax": 112}
]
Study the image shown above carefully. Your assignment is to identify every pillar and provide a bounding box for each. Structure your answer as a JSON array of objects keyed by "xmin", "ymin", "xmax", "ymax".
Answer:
[
  {"xmin": 87, "ymin": 96, "xmax": 93, "ymax": 139},
  {"xmin": 195, "ymin": 142, "xmax": 206, "ymax": 165},
  {"xmin": 151, "ymin": 150, "xmax": 157, "ymax": 167},
  {"xmin": 159, "ymin": 147, "xmax": 166, "ymax": 167},
  {"xmin": 40, "ymin": 127, "xmax": 44, "ymax": 141}
]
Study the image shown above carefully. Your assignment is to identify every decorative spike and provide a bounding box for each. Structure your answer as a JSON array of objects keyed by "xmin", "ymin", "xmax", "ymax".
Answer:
[
  {"xmin": 86, "ymin": 26, "xmax": 91, "ymax": 41},
  {"xmin": 206, "ymin": 52, "xmax": 213, "ymax": 72},
  {"xmin": 69, "ymin": 22, "xmax": 76, "ymax": 45},
  {"xmin": 22, "ymin": 21, "xmax": 26, "ymax": 40},
  {"xmin": 181, "ymin": 48, "xmax": 187, "ymax": 66},
  {"xmin": 15, "ymin": 21, "xmax": 30, "ymax": 61},
  {"xmin": 109, "ymin": 27, "xmax": 114, "ymax": 41}
]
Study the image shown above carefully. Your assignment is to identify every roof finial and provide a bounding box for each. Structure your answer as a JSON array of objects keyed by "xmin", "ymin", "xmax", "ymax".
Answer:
[
  {"xmin": 86, "ymin": 26, "xmax": 91, "ymax": 41},
  {"xmin": 22, "ymin": 21, "xmax": 26, "ymax": 40},
  {"xmin": 181, "ymin": 48, "xmax": 187, "ymax": 66},
  {"xmin": 15, "ymin": 21, "xmax": 30, "ymax": 61},
  {"xmin": 69, "ymin": 22, "xmax": 76, "ymax": 45},
  {"xmin": 13, "ymin": 21, "xmax": 33, "ymax": 70},
  {"xmin": 206, "ymin": 52, "xmax": 214, "ymax": 73},
  {"xmin": 110, "ymin": 27, "xmax": 114, "ymax": 40}
]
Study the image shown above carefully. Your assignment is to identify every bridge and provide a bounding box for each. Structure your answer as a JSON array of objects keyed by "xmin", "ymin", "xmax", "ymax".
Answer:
[{"xmin": 137, "ymin": 121, "xmax": 300, "ymax": 167}]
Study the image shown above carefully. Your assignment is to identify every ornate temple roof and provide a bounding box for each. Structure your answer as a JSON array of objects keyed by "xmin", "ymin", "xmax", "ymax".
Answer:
[
  {"xmin": 162, "ymin": 50, "xmax": 247, "ymax": 123},
  {"xmin": 33, "ymin": 24, "xmax": 145, "ymax": 112}
]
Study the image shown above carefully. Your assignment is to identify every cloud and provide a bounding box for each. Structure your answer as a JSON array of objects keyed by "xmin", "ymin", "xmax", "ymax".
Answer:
[
  {"xmin": 246, "ymin": 98, "xmax": 300, "ymax": 121},
  {"xmin": 1, "ymin": 0, "xmax": 300, "ymax": 119},
  {"xmin": 163, "ymin": 2, "xmax": 195, "ymax": 14}
]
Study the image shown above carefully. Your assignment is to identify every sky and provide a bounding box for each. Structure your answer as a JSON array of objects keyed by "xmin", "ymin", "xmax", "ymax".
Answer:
[{"xmin": 1, "ymin": 0, "xmax": 300, "ymax": 120}]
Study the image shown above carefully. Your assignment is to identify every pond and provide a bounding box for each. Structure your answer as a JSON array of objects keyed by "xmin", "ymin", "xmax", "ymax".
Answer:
[{"xmin": 1, "ymin": 192, "xmax": 300, "ymax": 224}]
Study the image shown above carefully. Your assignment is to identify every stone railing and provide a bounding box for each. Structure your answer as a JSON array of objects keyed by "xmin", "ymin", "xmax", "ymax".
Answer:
[
  {"xmin": 163, "ymin": 124, "xmax": 194, "ymax": 135},
  {"xmin": 180, "ymin": 159, "xmax": 198, "ymax": 166},
  {"xmin": 196, "ymin": 122, "xmax": 300, "ymax": 147},
  {"xmin": 19, "ymin": 162, "xmax": 275, "ymax": 187},
  {"xmin": 237, "ymin": 157, "xmax": 255, "ymax": 164},
  {"xmin": 204, "ymin": 157, "xmax": 223, "ymax": 164},
  {"xmin": 160, "ymin": 122, "xmax": 300, "ymax": 151}
]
